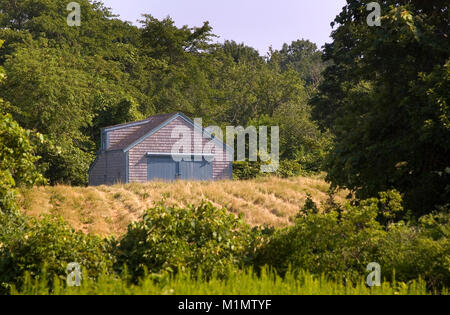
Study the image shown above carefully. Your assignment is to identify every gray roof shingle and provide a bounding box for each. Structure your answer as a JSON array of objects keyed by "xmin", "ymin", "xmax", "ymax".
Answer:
[{"xmin": 106, "ymin": 112, "xmax": 177, "ymax": 151}]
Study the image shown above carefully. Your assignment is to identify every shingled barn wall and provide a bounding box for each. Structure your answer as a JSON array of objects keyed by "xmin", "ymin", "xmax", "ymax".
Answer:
[
  {"xmin": 128, "ymin": 116, "xmax": 232, "ymax": 183},
  {"xmin": 88, "ymin": 150, "xmax": 126, "ymax": 186}
]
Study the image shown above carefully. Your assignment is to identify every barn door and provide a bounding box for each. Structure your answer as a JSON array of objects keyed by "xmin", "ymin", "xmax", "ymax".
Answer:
[
  {"xmin": 147, "ymin": 156, "xmax": 178, "ymax": 181},
  {"xmin": 179, "ymin": 158, "xmax": 213, "ymax": 181}
]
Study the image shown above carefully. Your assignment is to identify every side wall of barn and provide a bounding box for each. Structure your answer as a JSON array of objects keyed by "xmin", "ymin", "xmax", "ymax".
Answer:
[
  {"xmin": 89, "ymin": 150, "xmax": 127, "ymax": 185},
  {"xmin": 128, "ymin": 116, "xmax": 232, "ymax": 183}
]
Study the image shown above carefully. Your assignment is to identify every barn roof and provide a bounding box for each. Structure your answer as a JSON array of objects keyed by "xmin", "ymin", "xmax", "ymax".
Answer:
[
  {"xmin": 104, "ymin": 113, "xmax": 176, "ymax": 151},
  {"xmin": 103, "ymin": 112, "xmax": 233, "ymax": 153}
]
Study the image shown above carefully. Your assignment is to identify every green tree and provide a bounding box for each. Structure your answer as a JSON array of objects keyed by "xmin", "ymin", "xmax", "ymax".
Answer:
[
  {"xmin": 0, "ymin": 41, "xmax": 134, "ymax": 184},
  {"xmin": 0, "ymin": 0, "xmax": 145, "ymax": 185},
  {"xmin": 219, "ymin": 40, "xmax": 263, "ymax": 64},
  {"xmin": 316, "ymin": 0, "xmax": 449, "ymax": 215},
  {"xmin": 270, "ymin": 39, "xmax": 326, "ymax": 91},
  {"xmin": 139, "ymin": 14, "xmax": 215, "ymax": 62},
  {"xmin": 0, "ymin": 40, "xmax": 46, "ymax": 211},
  {"xmin": 0, "ymin": 0, "xmax": 138, "ymax": 57}
]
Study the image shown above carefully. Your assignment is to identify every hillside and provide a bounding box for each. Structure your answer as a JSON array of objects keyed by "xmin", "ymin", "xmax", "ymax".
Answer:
[{"xmin": 18, "ymin": 175, "xmax": 347, "ymax": 237}]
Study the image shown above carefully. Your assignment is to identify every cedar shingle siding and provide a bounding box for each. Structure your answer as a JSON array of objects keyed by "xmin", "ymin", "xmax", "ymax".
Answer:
[{"xmin": 88, "ymin": 113, "xmax": 232, "ymax": 186}]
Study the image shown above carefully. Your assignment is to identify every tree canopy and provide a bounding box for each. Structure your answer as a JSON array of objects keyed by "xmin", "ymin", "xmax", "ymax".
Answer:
[{"xmin": 313, "ymin": 0, "xmax": 449, "ymax": 215}]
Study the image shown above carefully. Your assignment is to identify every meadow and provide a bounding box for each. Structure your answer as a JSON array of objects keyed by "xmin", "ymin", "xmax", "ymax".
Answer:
[{"xmin": 18, "ymin": 175, "xmax": 346, "ymax": 236}]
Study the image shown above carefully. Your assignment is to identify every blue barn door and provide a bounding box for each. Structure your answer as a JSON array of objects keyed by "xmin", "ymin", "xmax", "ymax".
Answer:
[
  {"xmin": 147, "ymin": 155, "xmax": 213, "ymax": 181},
  {"xmin": 179, "ymin": 158, "xmax": 213, "ymax": 181},
  {"xmin": 147, "ymin": 156, "xmax": 178, "ymax": 181}
]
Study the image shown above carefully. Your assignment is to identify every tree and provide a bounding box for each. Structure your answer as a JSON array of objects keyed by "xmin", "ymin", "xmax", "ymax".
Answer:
[
  {"xmin": 219, "ymin": 40, "xmax": 263, "ymax": 64},
  {"xmin": 0, "ymin": 0, "xmax": 137, "ymax": 57},
  {"xmin": 92, "ymin": 95, "xmax": 144, "ymax": 146},
  {"xmin": 270, "ymin": 39, "xmax": 327, "ymax": 91},
  {"xmin": 0, "ymin": 0, "xmax": 145, "ymax": 185},
  {"xmin": 316, "ymin": 0, "xmax": 449, "ymax": 215},
  {"xmin": 0, "ymin": 40, "xmax": 46, "ymax": 211},
  {"xmin": 139, "ymin": 14, "xmax": 215, "ymax": 62},
  {"xmin": 0, "ymin": 41, "xmax": 136, "ymax": 184}
]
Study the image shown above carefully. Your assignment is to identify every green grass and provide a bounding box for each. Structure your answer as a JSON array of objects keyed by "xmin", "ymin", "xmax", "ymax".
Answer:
[{"xmin": 12, "ymin": 268, "xmax": 439, "ymax": 295}]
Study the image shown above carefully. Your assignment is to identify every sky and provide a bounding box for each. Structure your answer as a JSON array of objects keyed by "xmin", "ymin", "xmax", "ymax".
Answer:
[{"xmin": 101, "ymin": 0, "xmax": 347, "ymax": 55}]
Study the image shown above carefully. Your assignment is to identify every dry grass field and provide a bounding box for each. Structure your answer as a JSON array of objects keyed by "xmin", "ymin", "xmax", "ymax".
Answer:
[{"xmin": 18, "ymin": 175, "xmax": 348, "ymax": 237}]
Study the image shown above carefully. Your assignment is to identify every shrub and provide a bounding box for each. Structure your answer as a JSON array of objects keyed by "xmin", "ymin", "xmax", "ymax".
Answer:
[
  {"xmin": 276, "ymin": 160, "xmax": 304, "ymax": 178},
  {"xmin": 0, "ymin": 213, "xmax": 114, "ymax": 294},
  {"xmin": 232, "ymin": 160, "xmax": 264, "ymax": 180},
  {"xmin": 0, "ymin": 113, "xmax": 46, "ymax": 213},
  {"xmin": 233, "ymin": 159, "xmax": 304, "ymax": 180},
  {"xmin": 255, "ymin": 196, "xmax": 385, "ymax": 283},
  {"xmin": 115, "ymin": 201, "xmax": 256, "ymax": 281},
  {"xmin": 298, "ymin": 193, "xmax": 319, "ymax": 216},
  {"xmin": 255, "ymin": 191, "xmax": 450, "ymax": 289},
  {"xmin": 378, "ymin": 211, "xmax": 450, "ymax": 290}
]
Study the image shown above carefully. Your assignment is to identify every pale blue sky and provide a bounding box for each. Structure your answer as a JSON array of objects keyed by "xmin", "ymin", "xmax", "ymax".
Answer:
[{"xmin": 101, "ymin": 0, "xmax": 346, "ymax": 55}]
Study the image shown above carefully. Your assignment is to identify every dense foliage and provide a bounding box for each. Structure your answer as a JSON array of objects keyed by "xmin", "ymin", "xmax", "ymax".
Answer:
[
  {"xmin": 0, "ymin": 197, "xmax": 448, "ymax": 294},
  {"xmin": 0, "ymin": 213, "xmax": 114, "ymax": 294},
  {"xmin": 233, "ymin": 159, "xmax": 305, "ymax": 180},
  {"xmin": 0, "ymin": 40, "xmax": 46, "ymax": 212},
  {"xmin": 313, "ymin": 0, "xmax": 450, "ymax": 216},
  {"xmin": 115, "ymin": 202, "xmax": 255, "ymax": 281},
  {"xmin": 0, "ymin": 0, "xmax": 448, "ymax": 296},
  {"xmin": 255, "ymin": 191, "xmax": 450, "ymax": 290}
]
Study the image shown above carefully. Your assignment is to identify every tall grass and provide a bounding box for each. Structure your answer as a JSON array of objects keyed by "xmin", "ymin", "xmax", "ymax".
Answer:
[
  {"xmin": 18, "ymin": 176, "xmax": 348, "ymax": 236},
  {"xmin": 13, "ymin": 268, "xmax": 438, "ymax": 295}
]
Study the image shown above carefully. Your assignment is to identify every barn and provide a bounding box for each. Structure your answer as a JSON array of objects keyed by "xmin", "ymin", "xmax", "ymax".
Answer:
[{"xmin": 88, "ymin": 112, "xmax": 233, "ymax": 186}]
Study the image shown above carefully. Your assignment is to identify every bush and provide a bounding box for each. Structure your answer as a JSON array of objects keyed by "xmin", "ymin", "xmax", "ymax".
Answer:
[
  {"xmin": 255, "ymin": 191, "xmax": 450, "ymax": 290},
  {"xmin": 255, "ymin": 196, "xmax": 385, "ymax": 283},
  {"xmin": 0, "ymin": 113, "xmax": 46, "ymax": 212},
  {"xmin": 379, "ymin": 211, "xmax": 450, "ymax": 290},
  {"xmin": 0, "ymin": 213, "xmax": 114, "ymax": 294},
  {"xmin": 232, "ymin": 160, "xmax": 264, "ymax": 180},
  {"xmin": 115, "ymin": 201, "xmax": 256, "ymax": 281},
  {"xmin": 276, "ymin": 160, "xmax": 304, "ymax": 178},
  {"xmin": 233, "ymin": 159, "xmax": 304, "ymax": 180}
]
